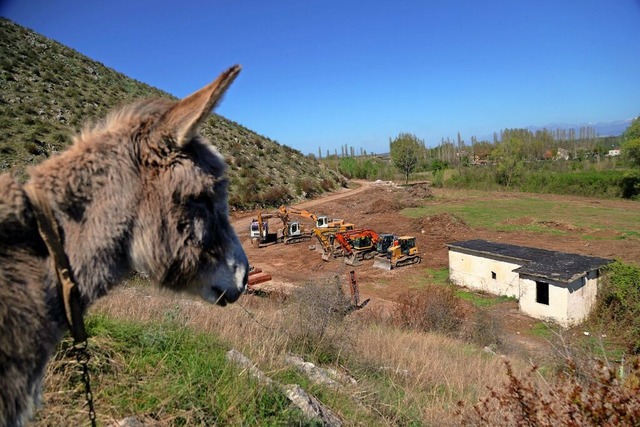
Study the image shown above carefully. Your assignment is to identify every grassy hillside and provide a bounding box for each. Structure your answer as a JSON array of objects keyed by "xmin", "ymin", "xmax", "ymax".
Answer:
[{"xmin": 0, "ymin": 18, "xmax": 345, "ymax": 208}]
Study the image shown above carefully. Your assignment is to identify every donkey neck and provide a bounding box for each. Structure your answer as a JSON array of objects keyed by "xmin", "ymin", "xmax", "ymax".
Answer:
[{"xmin": 26, "ymin": 139, "xmax": 142, "ymax": 305}]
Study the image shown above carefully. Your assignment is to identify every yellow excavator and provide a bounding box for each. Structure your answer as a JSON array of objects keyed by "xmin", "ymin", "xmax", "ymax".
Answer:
[
  {"xmin": 277, "ymin": 206, "xmax": 347, "ymax": 229},
  {"xmin": 373, "ymin": 236, "xmax": 421, "ymax": 270},
  {"xmin": 312, "ymin": 223, "xmax": 356, "ymax": 261}
]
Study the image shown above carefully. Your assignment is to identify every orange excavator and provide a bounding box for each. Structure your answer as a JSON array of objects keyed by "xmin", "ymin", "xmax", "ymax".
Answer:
[
  {"xmin": 334, "ymin": 229, "xmax": 380, "ymax": 266},
  {"xmin": 313, "ymin": 222, "xmax": 356, "ymax": 261}
]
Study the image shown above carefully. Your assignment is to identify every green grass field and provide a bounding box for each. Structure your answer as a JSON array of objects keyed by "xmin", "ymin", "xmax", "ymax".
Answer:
[{"xmin": 402, "ymin": 191, "xmax": 640, "ymax": 239}]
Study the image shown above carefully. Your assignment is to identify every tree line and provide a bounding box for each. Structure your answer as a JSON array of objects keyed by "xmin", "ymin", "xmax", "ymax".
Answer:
[{"xmin": 387, "ymin": 117, "xmax": 640, "ymax": 198}]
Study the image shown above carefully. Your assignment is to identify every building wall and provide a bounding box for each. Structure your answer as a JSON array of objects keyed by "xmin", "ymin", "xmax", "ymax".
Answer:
[
  {"xmin": 519, "ymin": 276, "xmax": 571, "ymax": 326},
  {"xmin": 449, "ymin": 248, "xmax": 600, "ymax": 327},
  {"xmin": 448, "ymin": 249, "xmax": 522, "ymax": 298},
  {"xmin": 516, "ymin": 273, "xmax": 597, "ymax": 327},
  {"xmin": 566, "ymin": 270, "xmax": 599, "ymax": 324}
]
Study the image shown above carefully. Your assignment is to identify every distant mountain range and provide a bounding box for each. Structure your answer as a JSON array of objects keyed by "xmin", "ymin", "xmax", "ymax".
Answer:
[{"xmin": 526, "ymin": 118, "xmax": 634, "ymax": 137}]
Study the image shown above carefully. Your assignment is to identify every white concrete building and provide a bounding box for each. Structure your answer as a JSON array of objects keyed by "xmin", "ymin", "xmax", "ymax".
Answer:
[{"xmin": 448, "ymin": 239, "xmax": 611, "ymax": 327}]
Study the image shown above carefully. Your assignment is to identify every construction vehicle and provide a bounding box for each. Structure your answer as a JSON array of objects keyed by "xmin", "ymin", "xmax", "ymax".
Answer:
[
  {"xmin": 376, "ymin": 233, "xmax": 397, "ymax": 255},
  {"xmin": 334, "ymin": 229, "xmax": 380, "ymax": 266},
  {"xmin": 280, "ymin": 221, "xmax": 312, "ymax": 245},
  {"xmin": 277, "ymin": 206, "xmax": 346, "ymax": 230},
  {"xmin": 373, "ymin": 236, "xmax": 421, "ymax": 270},
  {"xmin": 250, "ymin": 210, "xmax": 312, "ymax": 246},
  {"xmin": 250, "ymin": 212, "xmax": 279, "ymax": 246},
  {"xmin": 312, "ymin": 223, "xmax": 356, "ymax": 261}
]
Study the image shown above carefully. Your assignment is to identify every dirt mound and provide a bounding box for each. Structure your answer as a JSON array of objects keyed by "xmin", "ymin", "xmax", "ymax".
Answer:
[
  {"xmin": 366, "ymin": 197, "xmax": 404, "ymax": 214},
  {"xmin": 501, "ymin": 217, "xmax": 582, "ymax": 232},
  {"xmin": 405, "ymin": 182, "xmax": 433, "ymax": 199},
  {"xmin": 420, "ymin": 213, "xmax": 472, "ymax": 235}
]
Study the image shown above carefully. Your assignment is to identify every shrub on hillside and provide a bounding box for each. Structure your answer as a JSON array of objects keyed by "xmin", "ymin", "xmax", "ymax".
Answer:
[
  {"xmin": 260, "ymin": 185, "xmax": 292, "ymax": 207},
  {"xmin": 294, "ymin": 178, "xmax": 320, "ymax": 197},
  {"xmin": 457, "ymin": 357, "xmax": 640, "ymax": 426},
  {"xmin": 461, "ymin": 308, "xmax": 504, "ymax": 350}
]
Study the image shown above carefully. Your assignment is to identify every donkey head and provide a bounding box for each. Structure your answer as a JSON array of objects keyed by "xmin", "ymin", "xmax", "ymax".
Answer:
[{"xmin": 129, "ymin": 66, "xmax": 248, "ymax": 305}]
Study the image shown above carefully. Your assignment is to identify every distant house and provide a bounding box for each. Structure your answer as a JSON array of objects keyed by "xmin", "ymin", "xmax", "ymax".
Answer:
[
  {"xmin": 555, "ymin": 148, "xmax": 570, "ymax": 161},
  {"xmin": 607, "ymin": 148, "xmax": 621, "ymax": 157},
  {"xmin": 448, "ymin": 239, "xmax": 612, "ymax": 327}
]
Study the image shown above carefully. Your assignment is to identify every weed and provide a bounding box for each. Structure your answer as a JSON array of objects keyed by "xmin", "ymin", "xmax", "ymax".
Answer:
[{"xmin": 457, "ymin": 356, "xmax": 640, "ymax": 426}]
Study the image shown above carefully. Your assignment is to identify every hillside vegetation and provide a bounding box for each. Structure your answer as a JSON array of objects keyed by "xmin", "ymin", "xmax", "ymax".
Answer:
[{"xmin": 0, "ymin": 18, "xmax": 345, "ymax": 208}]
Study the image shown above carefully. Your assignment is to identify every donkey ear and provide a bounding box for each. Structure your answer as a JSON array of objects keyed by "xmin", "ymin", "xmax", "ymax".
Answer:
[{"xmin": 160, "ymin": 65, "xmax": 241, "ymax": 147}]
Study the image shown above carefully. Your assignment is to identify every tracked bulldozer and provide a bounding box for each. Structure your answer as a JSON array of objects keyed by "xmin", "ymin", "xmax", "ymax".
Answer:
[{"xmin": 373, "ymin": 236, "xmax": 422, "ymax": 270}]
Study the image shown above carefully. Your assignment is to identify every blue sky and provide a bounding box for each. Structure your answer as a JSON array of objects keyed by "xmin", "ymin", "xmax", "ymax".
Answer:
[{"xmin": 2, "ymin": 1, "xmax": 640, "ymax": 155}]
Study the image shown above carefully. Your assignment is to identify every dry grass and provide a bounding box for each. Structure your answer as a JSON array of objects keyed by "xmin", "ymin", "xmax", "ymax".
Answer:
[{"xmin": 76, "ymin": 277, "xmax": 532, "ymax": 425}]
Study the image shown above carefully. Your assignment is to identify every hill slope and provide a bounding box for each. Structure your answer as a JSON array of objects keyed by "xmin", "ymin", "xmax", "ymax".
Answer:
[{"xmin": 0, "ymin": 18, "xmax": 345, "ymax": 208}]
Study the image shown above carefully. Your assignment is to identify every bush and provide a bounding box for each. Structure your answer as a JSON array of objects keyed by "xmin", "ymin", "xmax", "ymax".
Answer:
[
  {"xmin": 294, "ymin": 178, "xmax": 320, "ymax": 197},
  {"xmin": 592, "ymin": 261, "xmax": 640, "ymax": 353},
  {"xmin": 457, "ymin": 357, "xmax": 640, "ymax": 426},
  {"xmin": 260, "ymin": 186, "xmax": 292, "ymax": 207},
  {"xmin": 620, "ymin": 171, "xmax": 640, "ymax": 199},
  {"xmin": 284, "ymin": 277, "xmax": 353, "ymax": 363},
  {"xmin": 392, "ymin": 285, "xmax": 466, "ymax": 336}
]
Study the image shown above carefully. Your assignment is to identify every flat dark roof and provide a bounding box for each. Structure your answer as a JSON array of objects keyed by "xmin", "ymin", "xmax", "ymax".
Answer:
[{"xmin": 448, "ymin": 239, "xmax": 613, "ymax": 283}]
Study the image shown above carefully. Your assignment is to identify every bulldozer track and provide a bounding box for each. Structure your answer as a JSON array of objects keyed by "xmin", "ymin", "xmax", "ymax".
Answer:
[{"xmin": 395, "ymin": 255, "xmax": 421, "ymax": 268}]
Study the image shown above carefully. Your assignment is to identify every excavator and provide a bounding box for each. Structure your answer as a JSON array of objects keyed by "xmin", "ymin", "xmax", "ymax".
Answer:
[
  {"xmin": 334, "ymin": 229, "xmax": 380, "ymax": 266},
  {"xmin": 373, "ymin": 236, "xmax": 422, "ymax": 270},
  {"xmin": 277, "ymin": 206, "xmax": 347, "ymax": 230},
  {"xmin": 312, "ymin": 222, "xmax": 356, "ymax": 261},
  {"xmin": 250, "ymin": 211, "xmax": 277, "ymax": 246},
  {"xmin": 250, "ymin": 210, "xmax": 311, "ymax": 246}
]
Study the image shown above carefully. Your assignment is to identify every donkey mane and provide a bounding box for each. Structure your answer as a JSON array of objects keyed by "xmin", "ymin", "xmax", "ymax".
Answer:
[
  {"xmin": 0, "ymin": 66, "xmax": 248, "ymax": 427},
  {"xmin": 76, "ymin": 98, "xmax": 174, "ymax": 145}
]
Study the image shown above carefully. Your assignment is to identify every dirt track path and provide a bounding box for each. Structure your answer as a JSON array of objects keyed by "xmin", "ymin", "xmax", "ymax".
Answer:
[{"xmin": 230, "ymin": 179, "xmax": 374, "ymax": 231}]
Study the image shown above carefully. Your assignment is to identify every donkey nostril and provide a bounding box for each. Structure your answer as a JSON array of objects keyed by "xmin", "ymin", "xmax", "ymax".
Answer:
[{"xmin": 243, "ymin": 269, "xmax": 248, "ymax": 287}]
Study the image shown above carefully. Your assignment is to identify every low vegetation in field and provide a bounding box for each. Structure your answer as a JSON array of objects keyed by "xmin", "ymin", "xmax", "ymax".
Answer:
[
  {"xmin": 39, "ymin": 261, "xmax": 640, "ymax": 425},
  {"xmin": 402, "ymin": 191, "xmax": 640, "ymax": 239}
]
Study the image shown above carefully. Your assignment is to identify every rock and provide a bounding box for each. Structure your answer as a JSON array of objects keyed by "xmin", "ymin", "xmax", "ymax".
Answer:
[{"xmin": 283, "ymin": 384, "xmax": 342, "ymax": 427}]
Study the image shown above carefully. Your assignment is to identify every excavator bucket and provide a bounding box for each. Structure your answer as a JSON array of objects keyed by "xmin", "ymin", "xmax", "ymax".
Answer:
[
  {"xmin": 344, "ymin": 255, "xmax": 362, "ymax": 267},
  {"xmin": 373, "ymin": 254, "xmax": 392, "ymax": 270}
]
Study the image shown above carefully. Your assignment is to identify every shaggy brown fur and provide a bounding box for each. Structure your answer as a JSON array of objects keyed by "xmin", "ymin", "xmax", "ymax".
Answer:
[{"xmin": 0, "ymin": 66, "xmax": 248, "ymax": 426}]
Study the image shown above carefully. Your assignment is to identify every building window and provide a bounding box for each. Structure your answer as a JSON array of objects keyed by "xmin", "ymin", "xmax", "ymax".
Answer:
[
  {"xmin": 491, "ymin": 271, "xmax": 497, "ymax": 280},
  {"xmin": 536, "ymin": 281, "xmax": 549, "ymax": 305}
]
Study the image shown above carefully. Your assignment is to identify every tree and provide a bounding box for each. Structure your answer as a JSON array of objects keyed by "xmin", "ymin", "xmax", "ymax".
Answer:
[
  {"xmin": 623, "ymin": 116, "xmax": 640, "ymax": 141},
  {"xmin": 622, "ymin": 116, "xmax": 640, "ymax": 168},
  {"xmin": 623, "ymin": 139, "xmax": 640, "ymax": 168},
  {"xmin": 390, "ymin": 132, "xmax": 423, "ymax": 184}
]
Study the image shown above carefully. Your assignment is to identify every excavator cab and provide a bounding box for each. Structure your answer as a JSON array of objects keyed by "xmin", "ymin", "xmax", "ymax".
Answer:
[
  {"xmin": 288, "ymin": 221, "xmax": 301, "ymax": 236},
  {"xmin": 316, "ymin": 216, "xmax": 330, "ymax": 228},
  {"xmin": 399, "ymin": 236, "xmax": 417, "ymax": 255},
  {"xmin": 376, "ymin": 234, "xmax": 397, "ymax": 254}
]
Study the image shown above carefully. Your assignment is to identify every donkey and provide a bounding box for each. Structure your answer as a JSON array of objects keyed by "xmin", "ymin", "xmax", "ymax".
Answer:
[{"xmin": 0, "ymin": 65, "xmax": 249, "ymax": 427}]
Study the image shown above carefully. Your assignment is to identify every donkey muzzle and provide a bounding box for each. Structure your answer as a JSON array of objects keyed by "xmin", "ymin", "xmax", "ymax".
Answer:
[{"xmin": 205, "ymin": 244, "xmax": 248, "ymax": 306}]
